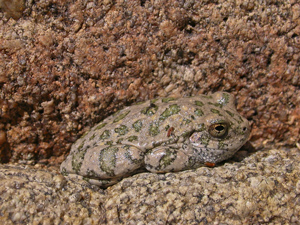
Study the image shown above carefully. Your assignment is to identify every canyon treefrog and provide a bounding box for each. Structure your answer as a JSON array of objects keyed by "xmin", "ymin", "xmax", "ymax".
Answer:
[{"xmin": 60, "ymin": 92, "xmax": 250, "ymax": 187}]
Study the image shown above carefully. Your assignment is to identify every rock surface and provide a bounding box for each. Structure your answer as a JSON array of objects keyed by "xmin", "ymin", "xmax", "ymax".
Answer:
[
  {"xmin": 1, "ymin": 147, "xmax": 299, "ymax": 224},
  {"xmin": 1, "ymin": 1, "xmax": 300, "ymax": 224},
  {"xmin": 0, "ymin": 0, "xmax": 299, "ymax": 164}
]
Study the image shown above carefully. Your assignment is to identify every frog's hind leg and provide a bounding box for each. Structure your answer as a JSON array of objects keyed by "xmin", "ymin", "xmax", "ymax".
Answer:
[
  {"xmin": 144, "ymin": 145, "xmax": 192, "ymax": 173},
  {"xmin": 80, "ymin": 144, "xmax": 145, "ymax": 181}
]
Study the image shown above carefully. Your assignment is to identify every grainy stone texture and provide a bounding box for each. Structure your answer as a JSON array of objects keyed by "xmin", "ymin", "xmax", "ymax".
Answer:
[
  {"xmin": 0, "ymin": 0, "xmax": 299, "ymax": 164},
  {"xmin": 0, "ymin": 0, "xmax": 300, "ymax": 224},
  {"xmin": 0, "ymin": 164, "xmax": 107, "ymax": 224},
  {"xmin": 0, "ymin": 0, "xmax": 25, "ymax": 20},
  {"xmin": 1, "ymin": 148, "xmax": 299, "ymax": 224}
]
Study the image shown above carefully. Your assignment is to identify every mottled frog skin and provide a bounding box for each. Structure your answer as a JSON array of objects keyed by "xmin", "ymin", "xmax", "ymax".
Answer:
[{"xmin": 60, "ymin": 92, "xmax": 250, "ymax": 187}]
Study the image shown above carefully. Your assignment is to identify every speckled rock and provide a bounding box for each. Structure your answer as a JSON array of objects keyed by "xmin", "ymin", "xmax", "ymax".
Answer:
[
  {"xmin": 0, "ymin": 164, "xmax": 107, "ymax": 224},
  {"xmin": 1, "ymin": 1, "xmax": 300, "ymax": 223},
  {"xmin": 0, "ymin": 0, "xmax": 25, "ymax": 20},
  {"xmin": 0, "ymin": 0, "xmax": 299, "ymax": 164},
  {"xmin": 104, "ymin": 147, "xmax": 300, "ymax": 224},
  {"xmin": 1, "ymin": 148, "xmax": 299, "ymax": 224}
]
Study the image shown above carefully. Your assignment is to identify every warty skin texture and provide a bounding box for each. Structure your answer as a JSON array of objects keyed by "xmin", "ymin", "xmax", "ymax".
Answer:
[{"xmin": 61, "ymin": 92, "xmax": 250, "ymax": 187}]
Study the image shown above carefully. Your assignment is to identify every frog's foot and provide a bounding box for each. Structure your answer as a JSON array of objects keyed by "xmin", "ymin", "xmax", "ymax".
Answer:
[
  {"xmin": 144, "ymin": 146, "xmax": 191, "ymax": 173},
  {"xmin": 66, "ymin": 173, "xmax": 121, "ymax": 188}
]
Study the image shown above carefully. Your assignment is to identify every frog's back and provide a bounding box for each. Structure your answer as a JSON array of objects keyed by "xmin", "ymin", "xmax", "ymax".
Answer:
[
  {"xmin": 72, "ymin": 92, "xmax": 242, "ymax": 152},
  {"xmin": 71, "ymin": 96, "xmax": 194, "ymax": 152}
]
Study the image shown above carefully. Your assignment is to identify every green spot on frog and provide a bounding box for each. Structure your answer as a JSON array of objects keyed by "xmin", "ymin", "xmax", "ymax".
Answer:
[
  {"xmin": 100, "ymin": 130, "xmax": 110, "ymax": 140},
  {"xmin": 60, "ymin": 167, "xmax": 68, "ymax": 176},
  {"xmin": 113, "ymin": 111, "xmax": 130, "ymax": 123},
  {"xmin": 81, "ymin": 131, "xmax": 89, "ymax": 138},
  {"xmin": 159, "ymin": 104, "xmax": 181, "ymax": 121},
  {"xmin": 95, "ymin": 123, "xmax": 107, "ymax": 130},
  {"xmin": 237, "ymin": 115, "xmax": 245, "ymax": 124},
  {"xmin": 86, "ymin": 169, "xmax": 97, "ymax": 178},
  {"xmin": 162, "ymin": 97, "xmax": 176, "ymax": 103},
  {"xmin": 78, "ymin": 141, "xmax": 85, "ymax": 151},
  {"xmin": 132, "ymin": 120, "xmax": 143, "ymax": 132},
  {"xmin": 150, "ymin": 99, "xmax": 159, "ymax": 104},
  {"xmin": 127, "ymin": 136, "xmax": 138, "ymax": 142},
  {"xmin": 194, "ymin": 100, "xmax": 204, "ymax": 107},
  {"xmin": 71, "ymin": 149, "xmax": 87, "ymax": 173},
  {"xmin": 200, "ymin": 136, "xmax": 210, "ymax": 146},
  {"xmin": 183, "ymin": 118, "xmax": 192, "ymax": 125},
  {"xmin": 181, "ymin": 131, "xmax": 192, "ymax": 138},
  {"xmin": 202, "ymin": 95, "xmax": 213, "ymax": 99},
  {"xmin": 116, "ymin": 138, "xmax": 124, "ymax": 144},
  {"xmin": 124, "ymin": 145, "xmax": 143, "ymax": 164},
  {"xmin": 135, "ymin": 100, "xmax": 146, "ymax": 105},
  {"xmin": 165, "ymin": 125, "xmax": 170, "ymax": 131},
  {"xmin": 149, "ymin": 122, "xmax": 160, "ymax": 136},
  {"xmin": 159, "ymin": 149, "xmax": 177, "ymax": 169},
  {"xmin": 218, "ymin": 141, "xmax": 228, "ymax": 149},
  {"xmin": 194, "ymin": 109, "xmax": 204, "ymax": 116},
  {"xmin": 225, "ymin": 110, "xmax": 235, "ymax": 117},
  {"xmin": 197, "ymin": 123, "xmax": 206, "ymax": 132},
  {"xmin": 105, "ymin": 141, "xmax": 113, "ymax": 146},
  {"xmin": 211, "ymin": 108, "xmax": 220, "ymax": 115},
  {"xmin": 218, "ymin": 92, "xmax": 230, "ymax": 106},
  {"xmin": 89, "ymin": 133, "xmax": 96, "ymax": 140},
  {"xmin": 141, "ymin": 103, "xmax": 158, "ymax": 116},
  {"xmin": 99, "ymin": 146, "xmax": 119, "ymax": 177},
  {"xmin": 208, "ymin": 102, "xmax": 223, "ymax": 108},
  {"xmin": 115, "ymin": 125, "xmax": 129, "ymax": 136}
]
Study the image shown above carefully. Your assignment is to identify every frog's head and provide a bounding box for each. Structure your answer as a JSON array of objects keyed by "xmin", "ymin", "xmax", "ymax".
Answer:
[{"xmin": 188, "ymin": 92, "xmax": 251, "ymax": 164}]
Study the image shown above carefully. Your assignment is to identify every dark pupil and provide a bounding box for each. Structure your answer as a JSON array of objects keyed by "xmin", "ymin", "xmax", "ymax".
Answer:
[{"xmin": 215, "ymin": 125, "xmax": 225, "ymax": 132}]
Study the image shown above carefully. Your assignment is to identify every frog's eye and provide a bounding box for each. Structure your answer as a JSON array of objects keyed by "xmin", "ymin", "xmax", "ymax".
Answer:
[{"xmin": 208, "ymin": 122, "xmax": 229, "ymax": 138}]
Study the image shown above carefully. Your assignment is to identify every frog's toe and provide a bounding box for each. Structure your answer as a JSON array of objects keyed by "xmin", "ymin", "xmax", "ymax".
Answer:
[
  {"xmin": 86, "ymin": 177, "xmax": 121, "ymax": 188},
  {"xmin": 66, "ymin": 173, "xmax": 120, "ymax": 188}
]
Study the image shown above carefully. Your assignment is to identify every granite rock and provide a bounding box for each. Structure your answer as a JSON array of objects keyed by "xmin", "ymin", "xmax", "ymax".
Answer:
[
  {"xmin": 1, "ymin": 148, "xmax": 299, "ymax": 224},
  {"xmin": 0, "ymin": 0, "xmax": 299, "ymax": 164},
  {"xmin": 0, "ymin": 164, "xmax": 107, "ymax": 224},
  {"xmin": 1, "ymin": 1, "xmax": 300, "ymax": 223}
]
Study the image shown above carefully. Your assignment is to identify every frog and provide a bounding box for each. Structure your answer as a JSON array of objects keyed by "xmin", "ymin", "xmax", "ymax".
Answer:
[{"xmin": 60, "ymin": 92, "xmax": 250, "ymax": 187}]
